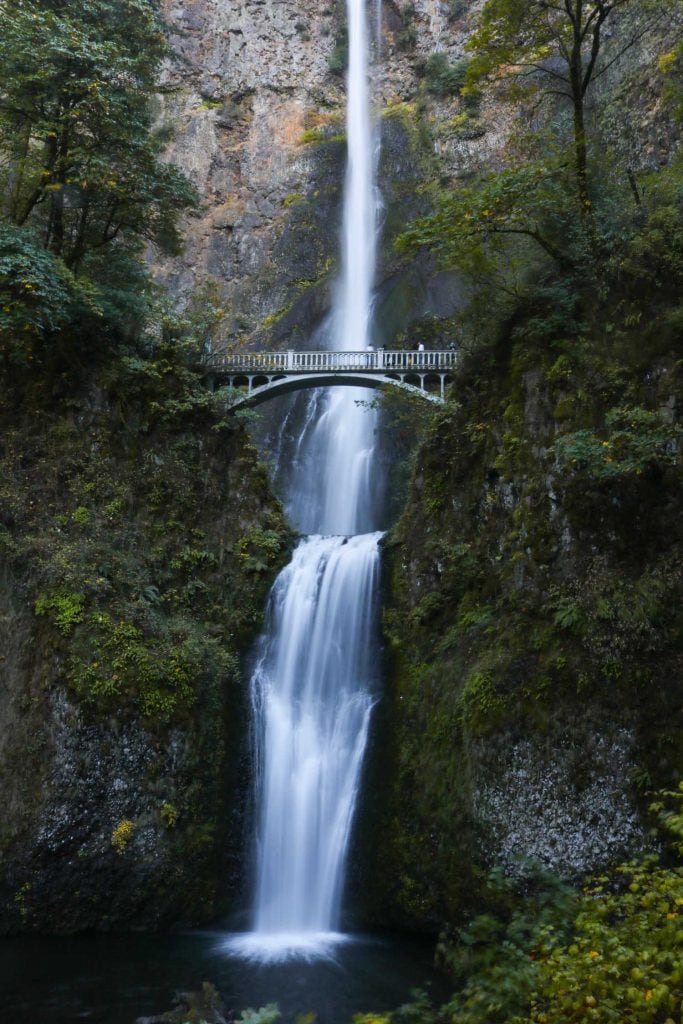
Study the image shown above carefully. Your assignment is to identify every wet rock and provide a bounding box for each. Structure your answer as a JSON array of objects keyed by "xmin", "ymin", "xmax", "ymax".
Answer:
[
  {"xmin": 137, "ymin": 982, "xmax": 229, "ymax": 1024},
  {"xmin": 472, "ymin": 720, "xmax": 647, "ymax": 875}
]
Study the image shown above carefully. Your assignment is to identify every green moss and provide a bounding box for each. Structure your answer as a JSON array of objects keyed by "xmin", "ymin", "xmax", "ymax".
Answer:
[
  {"xmin": 299, "ymin": 128, "xmax": 346, "ymax": 146},
  {"xmin": 262, "ymin": 302, "xmax": 294, "ymax": 329},
  {"xmin": 299, "ymin": 127, "xmax": 327, "ymax": 145},
  {"xmin": 71, "ymin": 505, "xmax": 91, "ymax": 526}
]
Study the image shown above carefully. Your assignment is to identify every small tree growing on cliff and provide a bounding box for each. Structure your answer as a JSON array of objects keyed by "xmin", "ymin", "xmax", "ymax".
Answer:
[
  {"xmin": 465, "ymin": 0, "xmax": 672, "ymax": 221},
  {"xmin": 399, "ymin": 1, "xmax": 676, "ymax": 276}
]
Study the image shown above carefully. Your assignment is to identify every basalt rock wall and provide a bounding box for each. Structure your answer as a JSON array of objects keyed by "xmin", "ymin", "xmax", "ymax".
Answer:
[{"xmin": 153, "ymin": 0, "xmax": 512, "ymax": 347}]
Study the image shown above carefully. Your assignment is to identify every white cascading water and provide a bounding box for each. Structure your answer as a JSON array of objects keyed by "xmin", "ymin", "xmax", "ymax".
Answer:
[{"xmin": 230, "ymin": 0, "xmax": 381, "ymax": 961}]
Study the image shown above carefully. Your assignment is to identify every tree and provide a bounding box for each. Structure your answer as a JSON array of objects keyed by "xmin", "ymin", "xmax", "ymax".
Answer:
[
  {"xmin": 397, "ymin": 161, "xmax": 573, "ymax": 275},
  {"xmin": 0, "ymin": 223, "xmax": 98, "ymax": 365},
  {"xmin": 399, "ymin": 2, "xmax": 680, "ymax": 280},
  {"xmin": 0, "ymin": 0, "xmax": 196, "ymax": 271},
  {"xmin": 465, "ymin": 0, "xmax": 673, "ymax": 220}
]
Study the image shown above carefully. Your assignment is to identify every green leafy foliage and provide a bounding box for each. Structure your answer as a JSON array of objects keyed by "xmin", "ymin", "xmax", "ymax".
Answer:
[
  {"xmin": 650, "ymin": 782, "xmax": 683, "ymax": 857},
  {"xmin": 238, "ymin": 1005, "xmax": 281, "ymax": 1024},
  {"xmin": 385, "ymin": 794, "xmax": 683, "ymax": 1024},
  {"xmin": 402, "ymin": 1, "xmax": 679, "ymax": 277},
  {"xmin": 69, "ymin": 612, "xmax": 201, "ymax": 722},
  {"xmin": 424, "ymin": 54, "xmax": 470, "ymax": 97},
  {"xmin": 465, "ymin": 0, "xmax": 654, "ymax": 90},
  {"xmin": 0, "ymin": 0, "xmax": 197, "ymax": 268},
  {"xmin": 398, "ymin": 159, "xmax": 573, "ymax": 272},
  {"xmin": 0, "ymin": 0, "xmax": 197, "ymax": 377},
  {"xmin": 554, "ymin": 407, "xmax": 681, "ymax": 480},
  {"xmin": 527, "ymin": 861, "xmax": 682, "ymax": 1023},
  {"xmin": 0, "ymin": 224, "xmax": 98, "ymax": 360},
  {"xmin": 35, "ymin": 591, "xmax": 85, "ymax": 636}
]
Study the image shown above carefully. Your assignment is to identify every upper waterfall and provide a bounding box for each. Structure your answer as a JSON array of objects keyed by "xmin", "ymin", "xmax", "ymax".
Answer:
[
  {"xmin": 337, "ymin": 0, "xmax": 378, "ymax": 353},
  {"xmin": 279, "ymin": 0, "xmax": 382, "ymax": 539}
]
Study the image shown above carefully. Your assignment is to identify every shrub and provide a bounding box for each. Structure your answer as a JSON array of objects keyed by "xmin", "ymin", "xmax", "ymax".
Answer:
[
  {"xmin": 111, "ymin": 819, "xmax": 136, "ymax": 854},
  {"xmin": 449, "ymin": 0, "xmax": 468, "ymax": 21},
  {"xmin": 328, "ymin": 33, "xmax": 348, "ymax": 76},
  {"xmin": 35, "ymin": 591, "xmax": 85, "ymax": 636},
  {"xmin": 424, "ymin": 54, "xmax": 470, "ymax": 97},
  {"xmin": 386, "ymin": 787, "xmax": 683, "ymax": 1024},
  {"xmin": 554, "ymin": 406, "xmax": 681, "ymax": 480},
  {"xmin": 0, "ymin": 225, "xmax": 97, "ymax": 361},
  {"xmin": 160, "ymin": 802, "xmax": 179, "ymax": 828}
]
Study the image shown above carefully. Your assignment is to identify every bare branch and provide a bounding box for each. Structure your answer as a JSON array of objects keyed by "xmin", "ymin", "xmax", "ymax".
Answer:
[
  {"xmin": 590, "ymin": 11, "xmax": 670, "ymax": 85},
  {"xmin": 581, "ymin": 5, "xmax": 611, "ymax": 95},
  {"xmin": 465, "ymin": 223, "xmax": 566, "ymax": 264},
  {"xmin": 515, "ymin": 61, "xmax": 572, "ymax": 84}
]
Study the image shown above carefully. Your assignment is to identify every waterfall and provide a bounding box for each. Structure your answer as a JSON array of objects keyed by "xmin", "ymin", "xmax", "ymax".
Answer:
[{"xmin": 230, "ymin": 0, "xmax": 381, "ymax": 962}]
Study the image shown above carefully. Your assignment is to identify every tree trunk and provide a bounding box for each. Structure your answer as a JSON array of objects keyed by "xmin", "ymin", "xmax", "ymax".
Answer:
[
  {"xmin": 48, "ymin": 128, "xmax": 70, "ymax": 258},
  {"xmin": 569, "ymin": 2, "xmax": 595, "ymax": 234},
  {"xmin": 573, "ymin": 93, "xmax": 592, "ymax": 216}
]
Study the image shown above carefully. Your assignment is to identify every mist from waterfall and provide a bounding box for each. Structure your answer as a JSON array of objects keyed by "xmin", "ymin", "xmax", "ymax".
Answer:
[{"xmin": 229, "ymin": 0, "xmax": 382, "ymax": 962}]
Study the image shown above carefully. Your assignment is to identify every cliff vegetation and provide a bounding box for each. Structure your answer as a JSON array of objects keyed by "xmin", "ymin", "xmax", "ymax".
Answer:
[
  {"xmin": 0, "ymin": 0, "xmax": 290, "ymax": 932},
  {"xmin": 363, "ymin": 1, "xmax": 683, "ymax": 1016}
]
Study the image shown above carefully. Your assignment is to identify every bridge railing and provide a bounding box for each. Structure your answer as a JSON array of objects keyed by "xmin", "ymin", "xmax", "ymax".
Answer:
[{"xmin": 203, "ymin": 349, "xmax": 458, "ymax": 373}]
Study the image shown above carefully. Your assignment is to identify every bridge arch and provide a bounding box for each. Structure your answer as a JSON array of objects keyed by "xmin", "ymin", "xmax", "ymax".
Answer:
[{"xmin": 221, "ymin": 372, "xmax": 446, "ymax": 410}]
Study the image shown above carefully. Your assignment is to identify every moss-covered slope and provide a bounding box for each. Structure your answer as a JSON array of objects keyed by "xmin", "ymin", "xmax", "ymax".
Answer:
[
  {"xmin": 0, "ymin": 351, "xmax": 291, "ymax": 933},
  {"xmin": 368, "ymin": 280, "xmax": 682, "ymax": 931}
]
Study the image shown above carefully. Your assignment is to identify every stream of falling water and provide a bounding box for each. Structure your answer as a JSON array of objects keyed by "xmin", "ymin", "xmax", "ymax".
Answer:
[{"xmin": 229, "ymin": 0, "xmax": 381, "ymax": 962}]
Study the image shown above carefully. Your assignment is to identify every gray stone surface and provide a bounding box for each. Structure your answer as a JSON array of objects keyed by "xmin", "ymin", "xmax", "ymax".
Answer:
[{"xmin": 473, "ymin": 722, "xmax": 646, "ymax": 876}]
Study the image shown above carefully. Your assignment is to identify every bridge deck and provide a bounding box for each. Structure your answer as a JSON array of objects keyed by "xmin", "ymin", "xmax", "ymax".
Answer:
[{"xmin": 204, "ymin": 349, "xmax": 457, "ymax": 374}]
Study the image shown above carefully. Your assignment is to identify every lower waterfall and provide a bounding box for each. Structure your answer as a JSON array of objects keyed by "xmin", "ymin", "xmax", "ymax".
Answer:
[{"xmin": 230, "ymin": 533, "xmax": 381, "ymax": 960}]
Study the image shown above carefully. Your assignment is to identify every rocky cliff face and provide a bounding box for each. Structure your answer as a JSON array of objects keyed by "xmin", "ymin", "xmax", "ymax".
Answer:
[
  {"xmin": 361, "ymin": 331, "xmax": 680, "ymax": 930},
  {"xmin": 153, "ymin": 0, "xmax": 677, "ymax": 350},
  {"xmin": 153, "ymin": 0, "xmax": 516, "ymax": 346}
]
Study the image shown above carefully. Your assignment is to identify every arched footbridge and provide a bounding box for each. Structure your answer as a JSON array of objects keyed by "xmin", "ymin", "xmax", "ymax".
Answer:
[{"xmin": 202, "ymin": 349, "xmax": 457, "ymax": 408}]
